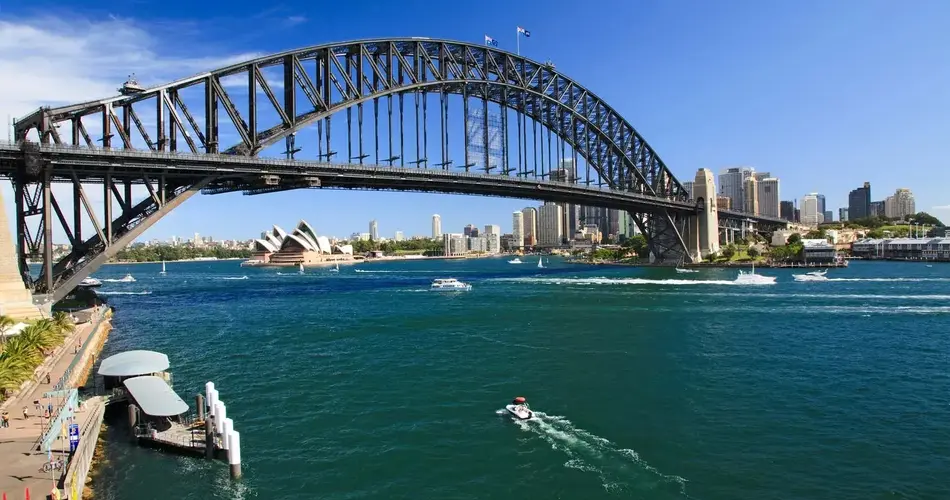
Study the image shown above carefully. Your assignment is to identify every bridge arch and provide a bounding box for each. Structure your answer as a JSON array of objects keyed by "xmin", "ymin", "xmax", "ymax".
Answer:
[{"xmin": 11, "ymin": 38, "xmax": 711, "ymax": 299}]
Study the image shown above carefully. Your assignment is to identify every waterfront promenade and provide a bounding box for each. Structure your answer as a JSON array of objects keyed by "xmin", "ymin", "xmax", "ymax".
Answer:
[{"xmin": 0, "ymin": 308, "xmax": 110, "ymax": 499}]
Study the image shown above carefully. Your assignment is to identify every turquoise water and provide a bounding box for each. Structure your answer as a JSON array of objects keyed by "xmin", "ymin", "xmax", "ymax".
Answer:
[{"xmin": 88, "ymin": 258, "xmax": 949, "ymax": 499}]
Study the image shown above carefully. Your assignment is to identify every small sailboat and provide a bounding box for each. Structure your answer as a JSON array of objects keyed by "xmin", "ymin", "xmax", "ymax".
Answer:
[
  {"xmin": 329, "ymin": 262, "xmax": 340, "ymax": 273},
  {"xmin": 537, "ymin": 257, "xmax": 544, "ymax": 269},
  {"xmin": 159, "ymin": 261, "xmax": 167, "ymax": 275},
  {"xmin": 298, "ymin": 262, "xmax": 305, "ymax": 274}
]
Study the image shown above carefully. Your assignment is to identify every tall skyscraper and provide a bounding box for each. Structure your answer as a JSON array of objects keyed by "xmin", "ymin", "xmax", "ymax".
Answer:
[
  {"xmin": 886, "ymin": 188, "xmax": 916, "ymax": 220},
  {"xmin": 743, "ymin": 176, "xmax": 759, "ymax": 214},
  {"xmin": 780, "ymin": 201, "xmax": 795, "ymax": 221},
  {"xmin": 869, "ymin": 201, "xmax": 885, "ymax": 217},
  {"xmin": 511, "ymin": 211, "xmax": 524, "ymax": 249},
  {"xmin": 718, "ymin": 167, "xmax": 755, "ymax": 211},
  {"xmin": 394, "ymin": 231, "xmax": 404, "ymax": 241},
  {"xmin": 839, "ymin": 208, "xmax": 849, "ymax": 222},
  {"xmin": 756, "ymin": 177, "xmax": 780, "ymax": 217},
  {"xmin": 484, "ymin": 224, "xmax": 500, "ymax": 235},
  {"xmin": 538, "ymin": 202, "xmax": 563, "ymax": 247},
  {"xmin": 823, "ymin": 211, "xmax": 833, "ymax": 223},
  {"xmin": 553, "ymin": 159, "xmax": 580, "ymax": 238},
  {"xmin": 848, "ymin": 182, "xmax": 871, "ymax": 220},
  {"xmin": 369, "ymin": 220, "xmax": 379, "ymax": 241},
  {"xmin": 431, "ymin": 214, "xmax": 442, "ymax": 238},
  {"xmin": 817, "ymin": 194, "xmax": 826, "ymax": 217},
  {"xmin": 521, "ymin": 207, "xmax": 538, "ymax": 247},
  {"xmin": 801, "ymin": 193, "xmax": 821, "ymax": 226},
  {"xmin": 463, "ymin": 224, "xmax": 476, "ymax": 237},
  {"xmin": 483, "ymin": 224, "xmax": 501, "ymax": 254}
]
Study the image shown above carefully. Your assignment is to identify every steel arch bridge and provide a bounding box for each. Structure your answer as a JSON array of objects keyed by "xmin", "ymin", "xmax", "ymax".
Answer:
[{"xmin": 5, "ymin": 37, "xmax": 785, "ymax": 301}]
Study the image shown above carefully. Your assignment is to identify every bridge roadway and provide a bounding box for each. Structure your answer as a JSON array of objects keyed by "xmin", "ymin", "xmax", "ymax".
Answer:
[{"xmin": 0, "ymin": 142, "xmax": 785, "ymax": 226}]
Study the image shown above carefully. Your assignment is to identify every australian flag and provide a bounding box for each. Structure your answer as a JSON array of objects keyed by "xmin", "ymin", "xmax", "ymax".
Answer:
[
  {"xmin": 517, "ymin": 26, "xmax": 531, "ymax": 37},
  {"xmin": 484, "ymin": 35, "xmax": 498, "ymax": 47}
]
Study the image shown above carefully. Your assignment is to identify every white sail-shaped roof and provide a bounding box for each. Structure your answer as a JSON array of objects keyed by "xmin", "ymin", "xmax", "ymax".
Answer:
[
  {"xmin": 297, "ymin": 221, "xmax": 319, "ymax": 242},
  {"xmin": 273, "ymin": 225, "xmax": 288, "ymax": 240},
  {"xmin": 315, "ymin": 236, "xmax": 332, "ymax": 254},
  {"xmin": 254, "ymin": 239, "xmax": 279, "ymax": 252},
  {"xmin": 282, "ymin": 234, "xmax": 316, "ymax": 252},
  {"xmin": 334, "ymin": 244, "xmax": 354, "ymax": 255}
]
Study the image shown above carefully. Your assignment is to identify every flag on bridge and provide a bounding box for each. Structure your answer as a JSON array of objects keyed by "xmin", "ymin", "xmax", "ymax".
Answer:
[
  {"xmin": 484, "ymin": 35, "xmax": 498, "ymax": 47},
  {"xmin": 517, "ymin": 26, "xmax": 531, "ymax": 37}
]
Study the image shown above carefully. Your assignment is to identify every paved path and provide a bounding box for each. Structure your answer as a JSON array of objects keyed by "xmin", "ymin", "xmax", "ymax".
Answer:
[{"xmin": 0, "ymin": 309, "xmax": 108, "ymax": 500}]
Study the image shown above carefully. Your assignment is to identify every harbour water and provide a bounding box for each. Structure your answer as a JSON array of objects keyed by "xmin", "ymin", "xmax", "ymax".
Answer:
[{"xmin": 89, "ymin": 259, "xmax": 949, "ymax": 499}]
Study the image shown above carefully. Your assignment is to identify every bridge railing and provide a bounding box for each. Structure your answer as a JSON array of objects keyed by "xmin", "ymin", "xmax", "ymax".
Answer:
[{"xmin": 1, "ymin": 141, "xmax": 700, "ymax": 208}]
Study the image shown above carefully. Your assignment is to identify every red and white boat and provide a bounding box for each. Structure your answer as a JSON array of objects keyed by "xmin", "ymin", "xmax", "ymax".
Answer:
[{"xmin": 505, "ymin": 396, "xmax": 534, "ymax": 420}]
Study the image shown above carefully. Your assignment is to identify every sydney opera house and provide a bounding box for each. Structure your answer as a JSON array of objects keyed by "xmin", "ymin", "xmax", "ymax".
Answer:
[{"xmin": 248, "ymin": 220, "xmax": 355, "ymax": 266}]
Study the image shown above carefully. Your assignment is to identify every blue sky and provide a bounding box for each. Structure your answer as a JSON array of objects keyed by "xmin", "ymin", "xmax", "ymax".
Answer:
[{"xmin": 1, "ymin": 0, "xmax": 948, "ymax": 242}]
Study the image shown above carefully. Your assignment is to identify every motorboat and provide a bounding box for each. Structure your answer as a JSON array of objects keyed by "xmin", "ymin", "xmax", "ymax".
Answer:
[
  {"xmin": 430, "ymin": 278, "xmax": 472, "ymax": 291},
  {"xmin": 508, "ymin": 257, "xmax": 523, "ymax": 264},
  {"xmin": 793, "ymin": 269, "xmax": 829, "ymax": 282},
  {"xmin": 505, "ymin": 397, "xmax": 534, "ymax": 420},
  {"xmin": 675, "ymin": 267, "xmax": 698, "ymax": 274},
  {"xmin": 117, "ymin": 273, "xmax": 136, "ymax": 283},
  {"xmin": 734, "ymin": 263, "xmax": 776, "ymax": 284},
  {"xmin": 79, "ymin": 277, "xmax": 102, "ymax": 288}
]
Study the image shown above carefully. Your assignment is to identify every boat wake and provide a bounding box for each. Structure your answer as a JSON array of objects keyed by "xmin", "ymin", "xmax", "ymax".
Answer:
[
  {"xmin": 497, "ymin": 409, "xmax": 689, "ymax": 496},
  {"xmin": 355, "ymin": 269, "xmax": 475, "ymax": 273},
  {"xmin": 822, "ymin": 277, "xmax": 950, "ymax": 282},
  {"xmin": 96, "ymin": 291, "xmax": 152, "ymax": 296},
  {"xmin": 495, "ymin": 277, "xmax": 755, "ymax": 286},
  {"xmin": 218, "ymin": 276, "xmax": 249, "ymax": 280}
]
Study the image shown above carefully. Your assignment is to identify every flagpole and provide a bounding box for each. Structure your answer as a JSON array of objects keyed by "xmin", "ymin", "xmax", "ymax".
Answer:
[{"xmin": 516, "ymin": 27, "xmax": 520, "ymax": 55}]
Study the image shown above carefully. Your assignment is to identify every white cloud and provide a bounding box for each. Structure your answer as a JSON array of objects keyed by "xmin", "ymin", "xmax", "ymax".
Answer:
[
  {"xmin": 0, "ymin": 16, "xmax": 260, "ymax": 140},
  {"xmin": 285, "ymin": 16, "xmax": 307, "ymax": 26},
  {"xmin": 0, "ymin": 15, "xmax": 261, "ymax": 242},
  {"xmin": 932, "ymin": 205, "xmax": 950, "ymax": 210}
]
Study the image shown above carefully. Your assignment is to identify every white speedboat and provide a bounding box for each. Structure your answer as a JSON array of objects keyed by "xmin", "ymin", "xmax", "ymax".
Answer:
[
  {"xmin": 735, "ymin": 264, "xmax": 776, "ymax": 284},
  {"xmin": 117, "ymin": 273, "xmax": 136, "ymax": 283},
  {"xmin": 430, "ymin": 278, "xmax": 472, "ymax": 291},
  {"xmin": 793, "ymin": 269, "xmax": 829, "ymax": 282},
  {"xmin": 508, "ymin": 257, "xmax": 522, "ymax": 264},
  {"xmin": 675, "ymin": 267, "xmax": 698, "ymax": 274},
  {"xmin": 79, "ymin": 277, "xmax": 102, "ymax": 288},
  {"xmin": 505, "ymin": 397, "xmax": 534, "ymax": 420}
]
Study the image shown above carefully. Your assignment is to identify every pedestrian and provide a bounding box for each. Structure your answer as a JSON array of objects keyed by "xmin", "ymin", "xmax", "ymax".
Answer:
[
  {"xmin": 1, "ymin": 412, "xmax": 9, "ymax": 427},
  {"xmin": 48, "ymin": 402, "xmax": 53, "ymax": 415},
  {"xmin": 45, "ymin": 373, "xmax": 51, "ymax": 384},
  {"xmin": 22, "ymin": 406, "xmax": 29, "ymax": 420}
]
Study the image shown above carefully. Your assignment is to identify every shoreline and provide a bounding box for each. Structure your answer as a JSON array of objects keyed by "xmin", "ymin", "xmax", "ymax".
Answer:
[{"xmin": 567, "ymin": 260, "xmax": 850, "ymax": 269}]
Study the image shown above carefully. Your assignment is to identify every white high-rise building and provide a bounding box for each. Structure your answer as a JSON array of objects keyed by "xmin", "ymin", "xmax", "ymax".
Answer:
[
  {"xmin": 801, "ymin": 193, "xmax": 821, "ymax": 227},
  {"xmin": 756, "ymin": 177, "xmax": 780, "ymax": 218},
  {"xmin": 538, "ymin": 202, "xmax": 563, "ymax": 247},
  {"xmin": 394, "ymin": 231, "xmax": 404, "ymax": 241},
  {"xmin": 511, "ymin": 211, "xmax": 524, "ymax": 249},
  {"xmin": 891, "ymin": 188, "xmax": 915, "ymax": 220},
  {"xmin": 484, "ymin": 224, "xmax": 500, "ymax": 235},
  {"xmin": 718, "ymin": 167, "xmax": 755, "ymax": 211},
  {"xmin": 369, "ymin": 220, "xmax": 379, "ymax": 241},
  {"xmin": 521, "ymin": 207, "xmax": 538, "ymax": 247},
  {"xmin": 431, "ymin": 214, "xmax": 442, "ymax": 239},
  {"xmin": 553, "ymin": 159, "xmax": 580, "ymax": 238},
  {"xmin": 743, "ymin": 177, "xmax": 759, "ymax": 214}
]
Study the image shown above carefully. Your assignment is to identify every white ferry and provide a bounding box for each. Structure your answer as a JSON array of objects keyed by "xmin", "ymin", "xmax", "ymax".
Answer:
[{"xmin": 430, "ymin": 278, "xmax": 472, "ymax": 291}]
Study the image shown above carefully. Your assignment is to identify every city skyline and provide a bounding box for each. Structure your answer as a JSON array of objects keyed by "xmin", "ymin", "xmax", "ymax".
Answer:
[{"xmin": 1, "ymin": 2, "xmax": 948, "ymax": 242}]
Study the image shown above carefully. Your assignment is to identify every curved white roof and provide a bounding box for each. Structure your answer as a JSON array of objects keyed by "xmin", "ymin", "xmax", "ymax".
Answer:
[
  {"xmin": 315, "ymin": 236, "xmax": 332, "ymax": 254},
  {"xmin": 273, "ymin": 225, "xmax": 288, "ymax": 239},
  {"xmin": 334, "ymin": 244, "xmax": 354, "ymax": 255},
  {"xmin": 282, "ymin": 234, "xmax": 314, "ymax": 251},
  {"xmin": 254, "ymin": 239, "xmax": 278, "ymax": 252},
  {"xmin": 98, "ymin": 350, "xmax": 170, "ymax": 377},
  {"xmin": 297, "ymin": 220, "xmax": 319, "ymax": 242},
  {"xmin": 123, "ymin": 376, "xmax": 189, "ymax": 416}
]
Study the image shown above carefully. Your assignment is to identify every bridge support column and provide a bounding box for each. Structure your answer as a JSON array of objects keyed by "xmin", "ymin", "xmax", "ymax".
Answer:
[
  {"xmin": 690, "ymin": 168, "xmax": 720, "ymax": 260},
  {"xmin": 0, "ymin": 187, "xmax": 44, "ymax": 320}
]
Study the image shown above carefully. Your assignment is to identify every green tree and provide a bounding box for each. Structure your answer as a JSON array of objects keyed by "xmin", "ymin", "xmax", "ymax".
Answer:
[
  {"xmin": 909, "ymin": 212, "xmax": 945, "ymax": 227},
  {"xmin": 721, "ymin": 244, "xmax": 737, "ymax": 260},
  {"xmin": 787, "ymin": 233, "xmax": 802, "ymax": 245},
  {"xmin": 747, "ymin": 247, "xmax": 760, "ymax": 259},
  {"xmin": 0, "ymin": 315, "xmax": 14, "ymax": 347},
  {"xmin": 622, "ymin": 235, "xmax": 649, "ymax": 258}
]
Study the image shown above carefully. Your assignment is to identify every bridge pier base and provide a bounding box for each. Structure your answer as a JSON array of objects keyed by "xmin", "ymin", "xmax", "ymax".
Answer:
[
  {"xmin": 0, "ymin": 188, "xmax": 44, "ymax": 320},
  {"xmin": 688, "ymin": 168, "xmax": 720, "ymax": 261}
]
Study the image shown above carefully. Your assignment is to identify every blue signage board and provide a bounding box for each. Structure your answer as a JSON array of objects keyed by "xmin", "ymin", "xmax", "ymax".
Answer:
[{"xmin": 69, "ymin": 423, "xmax": 80, "ymax": 453}]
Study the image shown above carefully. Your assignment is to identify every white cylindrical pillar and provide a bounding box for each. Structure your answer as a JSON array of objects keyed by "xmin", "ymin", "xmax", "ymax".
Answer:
[
  {"xmin": 221, "ymin": 418, "xmax": 233, "ymax": 449},
  {"xmin": 209, "ymin": 389, "xmax": 219, "ymax": 418},
  {"xmin": 228, "ymin": 431, "xmax": 242, "ymax": 479},
  {"xmin": 215, "ymin": 402, "xmax": 227, "ymax": 435},
  {"xmin": 204, "ymin": 382, "xmax": 214, "ymax": 403}
]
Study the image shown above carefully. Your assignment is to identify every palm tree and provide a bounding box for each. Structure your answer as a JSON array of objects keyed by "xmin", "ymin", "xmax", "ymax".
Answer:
[
  {"xmin": 0, "ymin": 314, "xmax": 14, "ymax": 348},
  {"xmin": 51, "ymin": 311, "xmax": 75, "ymax": 336},
  {"xmin": 0, "ymin": 355, "xmax": 34, "ymax": 399}
]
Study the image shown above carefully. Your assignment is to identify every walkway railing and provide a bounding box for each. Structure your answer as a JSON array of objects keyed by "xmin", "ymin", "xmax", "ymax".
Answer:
[
  {"xmin": 52, "ymin": 307, "xmax": 107, "ymax": 392},
  {"xmin": 63, "ymin": 397, "xmax": 106, "ymax": 500}
]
